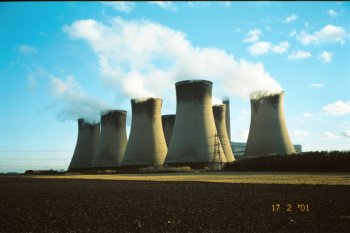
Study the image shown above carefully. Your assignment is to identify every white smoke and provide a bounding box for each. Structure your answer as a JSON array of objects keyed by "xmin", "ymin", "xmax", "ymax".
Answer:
[
  {"xmin": 63, "ymin": 17, "xmax": 283, "ymax": 104},
  {"xmin": 249, "ymin": 90, "xmax": 284, "ymax": 100},
  {"xmin": 133, "ymin": 97, "xmax": 159, "ymax": 103},
  {"xmin": 49, "ymin": 75, "xmax": 110, "ymax": 123}
]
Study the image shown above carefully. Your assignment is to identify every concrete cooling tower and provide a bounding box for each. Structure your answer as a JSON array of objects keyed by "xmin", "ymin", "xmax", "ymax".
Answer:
[
  {"xmin": 92, "ymin": 110, "xmax": 127, "ymax": 169},
  {"xmin": 212, "ymin": 104, "xmax": 235, "ymax": 162},
  {"xmin": 165, "ymin": 80, "xmax": 227, "ymax": 168},
  {"xmin": 122, "ymin": 98, "xmax": 167, "ymax": 167},
  {"xmin": 245, "ymin": 91, "xmax": 296, "ymax": 157},
  {"xmin": 162, "ymin": 114, "xmax": 176, "ymax": 147},
  {"xmin": 68, "ymin": 119, "xmax": 100, "ymax": 172},
  {"xmin": 222, "ymin": 98, "xmax": 231, "ymax": 142}
]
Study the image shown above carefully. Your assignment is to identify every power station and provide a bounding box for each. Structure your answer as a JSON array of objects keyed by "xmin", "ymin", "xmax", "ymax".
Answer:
[
  {"xmin": 212, "ymin": 104, "xmax": 235, "ymax": 162},
  {"xmin": 68, "ymin": 119, "xmax": 100, "ymax": 172},
  {"xmin": 162, "ymin": 114, "xmax": 176, "ymax": 147},
  {"xmin": 165, "ymin": 80, "xmax": 226, "ymax": 168},
  {"xmin": 67, "ymin": 81, "xmax": 298, "ymax": 171},
  {"xmin": 222, "ymin": 98, "xmax": 231, "ymax": 142},
  {"xmin": 92, "ymin": 110, "xmax": 127, "ymax": 169},
  {"xmin": 245, "ymin": 91, "xmax": 295, "ymax": 157},
  {"xmin": 122, "ymin": 98, "xmax": 167, "ymax": 167}
]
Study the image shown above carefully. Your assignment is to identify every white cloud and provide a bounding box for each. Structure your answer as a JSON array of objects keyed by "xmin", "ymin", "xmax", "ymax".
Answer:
[
  {"xmin": 64, "ymin": 17, "xmax": 283, "ymax": 100},
  {"xmin": 49, "ymin": 75, "xmax": 109, "ymax": 123},
  {"xmin": 309, "ymin": 83, "xmax": 325, "ymax": 88},
  {"xmin": 149, "ymin": 1, "xmax": 177, "ymax": 11},
  {"xmin": 323, "ymin": 132, "xmax": 339, "ymax": 140},
  {"xmin": 293, "ymin": 129, "xmax": 310, "ymax": 138},
  {"xmin": 243, "ymin": 29, "xmax": 261, "ymax": 43},
  {"xmin": 248, "ymin": 41, "xmax": 271, "ymax": 56},
  {"xmin": 283, "ymin": 14, "xmax": 298, "ymax": 23},
  {"xmin": 271, "ymin": 42, "xmax": 290, "ymax": 54},
  {"xmin": 327, "ymin": 9, "xmax": 338, "ymax": 17},
  {"xmin": 342, "ymin": 130, "xmax": 350, "ymax": 138},
  {"xmin": 303, "ymin": 112, "xmax": 315, "ymax": 118},
  {"xmin": 322, "ymin": 101, "xmax": 350, "ymax": 116},
  {"xmin": 18, "ymin": 44, "xmax": 37, "ymax": 55},
  {"xmin": 102, "ymin": 2, "xmax": 134, "ymax": 13},
  {"xmin": 297, "ymin": 24, "xmax": 347, "ymax": 45},
  {"xmin": 289, "ymin": 29, "xmax": 297, "ymax": 37},
  {"xmin": 248, "ymin": 41, "xmax": 289, "ymax": 56},
  {"xmin": 288, "ymin": 50, "xmax": 311, "ymax": 60},
  {"xmin": 319, "ymin": 51, "xmax": 333, "ymax": 63}
]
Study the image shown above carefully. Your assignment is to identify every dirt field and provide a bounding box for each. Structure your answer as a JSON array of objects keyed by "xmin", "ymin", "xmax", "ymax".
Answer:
[
  {"xmin": 30, "ymin": 172, "xmax": 350, "ymax": 185},
  {"xmin": 0, "ymin": 176, "xmax": 350, "ymax": 233}
]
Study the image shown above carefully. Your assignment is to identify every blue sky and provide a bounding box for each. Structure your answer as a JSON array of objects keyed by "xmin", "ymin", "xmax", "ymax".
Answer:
[{"xmin": 0, "ymin": 2, "xmax": 349, "ymax": 173}]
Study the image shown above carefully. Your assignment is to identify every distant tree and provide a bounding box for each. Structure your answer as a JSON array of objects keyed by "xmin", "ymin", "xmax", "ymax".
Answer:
[{"xmin": 224, "ymin": 151, "xmax": 350, "ymax": 172}]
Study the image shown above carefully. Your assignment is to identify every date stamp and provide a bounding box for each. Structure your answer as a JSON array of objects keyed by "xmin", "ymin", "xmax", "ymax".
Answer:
[{"xmin": 272, "ymin": 204, "xmax": 310, "ymax": 212}]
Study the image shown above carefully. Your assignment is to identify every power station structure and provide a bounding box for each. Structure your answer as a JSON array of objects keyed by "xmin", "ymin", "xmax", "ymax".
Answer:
[
  {"xmin": 66, "ymin": 79, "xmax": 299, "ymax": 172},
  {"xmin": 122, "ymin": 98, "xmax": 167, "ymax": 167},
  {"xmin": 212, "ymin": 104, "xmax": 235, "ymax": 162},
  {"xmin": 165, "ymin": 80, "xmax": 227, "ymax": 168},
  {"xmin": 92, "ymin": 110, "xmax": 127, "ymax": 169},
  {"xmin": 222, "ymin": 98, "xmax": 231, "ymax": 142},
  {"xmin": 162, "ymin": 114, "xmax": 176, "ymax": 147},
  {"xmin": 68, "ymin": 119, "xmax": 100, "ymax": 172},
  {"xmin": 245, "ymin": 91, "xmax": 295, "ymax": 157}
]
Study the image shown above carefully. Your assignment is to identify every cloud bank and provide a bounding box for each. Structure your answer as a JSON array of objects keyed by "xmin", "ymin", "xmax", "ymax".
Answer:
[{"xmin": 63, "ymin": 17, "xmax": 283, "ymax": 103}]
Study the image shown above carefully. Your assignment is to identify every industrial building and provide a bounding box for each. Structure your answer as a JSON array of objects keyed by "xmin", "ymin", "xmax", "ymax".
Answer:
[
  {"xmin": 165, "ymin": 80, "xmax": 227, "ymax": 168},
  {"xmin": 212, "ymin": 104, "xmax": 235, "ymax": 162},
  {"xmin": 67, "ymin": 79, "xmax": 300, "ymax": 171},
  {"xmin": 245, "ymin": 91, "xmax": 296, "ymax": 157},
  {"xmin": 92, "ymin": 110, "xmax": 127, "ymax": 169},
  {"xmin": 162, "ymin": 114, "xmax": 176, "ymax": 147},
  {"xmin": 222, "ymin": 98, "xmax": 231, "ymax": 142},
  {"xmin": 122, "ymin": 98, "xmax": 167, "ymax": 167},
  {"xmin": 68, "ymin": 119, "xmax": 100, "ymax": 172},
  {"xmin": 232, "ymin": 142, "xmax": 302, "ymax": 159}
]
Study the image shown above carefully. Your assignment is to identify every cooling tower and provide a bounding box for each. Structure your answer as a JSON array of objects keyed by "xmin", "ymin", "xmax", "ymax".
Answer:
[
  {"xmin": 213, "ymin": 104, "xmax": 235, "ymax": 162},
  {"xmin": 222, "ymin": 98, "xmax": 231, "ymax": 142},
  {"xmin": 122, "ymin": 98, "xmax": 167, "ymax": 167},
  {"xmin": 92, "ymin": 110, "xmax": 127, "ymax": 169},
  {"xmin": 165, "ymin": 80, "xmax": 227, "ymax": 168},
  {"xmin": 162, "ymin": 114, "xmax": 176, "ymax": 147},
  {"xmin": 245, "ymin": 91, "xmax": 296, "ymax": 157},
  {"xmin": 68, "ymin": 119, "xmax": 100, "ymax": 172}
]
